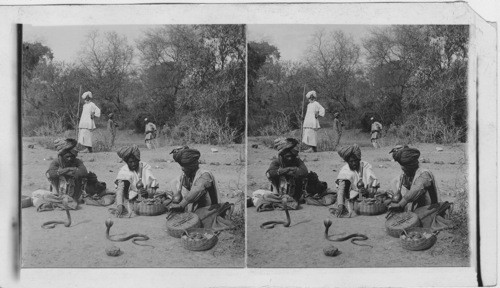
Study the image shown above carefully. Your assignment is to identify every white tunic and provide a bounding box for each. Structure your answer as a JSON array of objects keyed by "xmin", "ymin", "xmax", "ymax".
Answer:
[
  {"xmin": 78, "ymin": 102, "xmax": 101, "ymax": 129},
  {"xmin": 336, "ymin": 161, "xmax": 378, "ymax": 198},
  {"xmin": 303, "ymin": 101, "xmax": 325, "ymax": 129},
  {"xmin": 115, "ymin": 162, "xmax": 159, "ymax": 199}
]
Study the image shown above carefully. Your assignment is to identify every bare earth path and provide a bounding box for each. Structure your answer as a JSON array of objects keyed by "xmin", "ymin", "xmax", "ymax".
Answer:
[
  {"xmin": 247, "ymin": 137, "xmax": 469, "ymax": 268},
  {"xmin": 21, "ymin": 138, "xmax": 245, "ymax": 268}
]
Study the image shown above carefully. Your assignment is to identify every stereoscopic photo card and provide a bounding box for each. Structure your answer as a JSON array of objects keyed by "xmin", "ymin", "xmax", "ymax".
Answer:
[{"xmin": 0, "ymin": 1, "xmax": 497, "ymax": 288}]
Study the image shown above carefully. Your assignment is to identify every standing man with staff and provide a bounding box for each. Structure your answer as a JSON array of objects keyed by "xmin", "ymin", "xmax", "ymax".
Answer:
[
  {"xmin": 302, "ymin": 90, "xmax": 325, "ymax": 153},
  {"xmin": 78, "ymin": 91, "xmax": 101, "ymax": 153}
]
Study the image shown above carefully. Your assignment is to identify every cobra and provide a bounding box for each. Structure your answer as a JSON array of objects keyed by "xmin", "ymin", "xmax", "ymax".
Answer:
[
  {"xmin": 105, "ymin": 218, "xmax": 153, "ymax": 248},
  {"xmin": 323, "ymin": 218, "xmax": 372, "ymax": 248},
  {"xmin": 41, "ymin": 208, "xmax": 72, "ymax": 229},
  {"xmin": 260, "ymin": 198, "xmax": 291, "ymax": 229}
]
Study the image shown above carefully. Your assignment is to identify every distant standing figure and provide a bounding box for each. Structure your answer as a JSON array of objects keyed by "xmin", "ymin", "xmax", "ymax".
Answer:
[
  {"xmin": 107, "ymin": 113, "xmax": 118, "ymax": 148},
  {"xmin": 78, "ymin": 91, "xmax": 101, "ymax": 153},
  {"xmin": 144, "ymin": 118, "xmax": 157, "ymax": 150},
  {"xmin": 370, "ymin": 117, "xmax": 383, "ymax": 149},
  {"xmin": 332, "ymin": 112, "xmax": 343, "ymax": 151},
  {"xmin": 302, "ymin": 91, "xmax": 325, "ymax": 153}
]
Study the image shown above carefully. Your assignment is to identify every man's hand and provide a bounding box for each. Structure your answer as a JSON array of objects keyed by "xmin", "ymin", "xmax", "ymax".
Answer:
[
  {"xmin": 139, "ymin": 188, "xmax": 149, "ymax": 199},
  {"xmin": 168, "ymin": 203, "xmax": 184, "ymax": 212},
  {"xmin": 387, "ymin": 203, "xmax": 403, "ymax": 213},
  {"xmin": 336, "ymin": 204, "xmax": 347, "ymax": 218},
  {"xmin": 278, "ymin": 167, "xmax": 291, "ymax": 175},
  {"xmin": 61, "ymin": 167, "xmax": 77, "ymax": 176},
  {"xmin": 284, "ymin": 167, "xmax": 297, "ymax": 176},
  {"xmin": 359, "ymin": 187, "xmax": 369, "ymax": 197}
]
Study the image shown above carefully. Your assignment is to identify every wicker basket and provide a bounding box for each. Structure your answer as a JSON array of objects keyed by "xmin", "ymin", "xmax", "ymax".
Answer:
[
  {"xmin": 181, "ymin": 228, "xmax": 219, "ymax": 251},
  {"xmin": 354, "ymin": 199, "xmax": 387, "ymax": 216},
  {"xmin": 133, "ymin": 201, "xmax": 167, "ymax": 216},
  {"xmin": 385, "ymin": 212, "xmax": 421, "ymax": 238},
  {"xmin": 400, "ymin": 227, "xmax": 438, "ymax": 251},
  {"xmin": 21, "ymin": 195, "xmax": 33, "ymax": 208},
  {"xmin": 166, "ymin": 212, "xmax": 201, "ymax": 238}
]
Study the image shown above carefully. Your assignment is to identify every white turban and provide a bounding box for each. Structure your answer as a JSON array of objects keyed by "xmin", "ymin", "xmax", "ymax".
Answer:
[
  {"xmin": 82, "ymin": 91, "xmax": 92, "ymax": 99},
  {"xmin": 306, "ymin": 90, "xmax": 317, "ymax": 99}
]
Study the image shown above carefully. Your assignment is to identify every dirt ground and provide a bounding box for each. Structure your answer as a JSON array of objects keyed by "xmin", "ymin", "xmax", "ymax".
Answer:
[
  {"xmin": 247, "ymin": 136, "xmax": 470, "ymax": 268},
  {"xmin": 20, "ymin": 134, "xmax": 245, "ymax": 268}
]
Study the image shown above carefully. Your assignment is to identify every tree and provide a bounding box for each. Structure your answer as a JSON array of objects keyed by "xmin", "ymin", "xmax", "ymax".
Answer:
[
  {"xmin": 363, "ymin": 25, "xmax": 468, "ymax": 140},
  {"xmin": 305, "ymin": 30, "xmax": 361, "ymax": 111},
  {"xmin": 78, "ymin": 30, "xmax": 134, "ymax": 114},
  {"xmin": 137, "ymin": 25, "xmax": 246, "ymax": 142},
  {"xmin": 22, "ymin": 42, "xmax": 54, "ymax": 79}
]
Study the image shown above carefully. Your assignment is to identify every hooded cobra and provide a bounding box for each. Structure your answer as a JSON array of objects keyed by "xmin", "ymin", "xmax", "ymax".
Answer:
[
  {"xmin": 41, "ymin": 208, "xmax": 72, "ymax": 229},
  {"xmin": 41, "ymin": 199, "xmax": 72, "ymax": 229},
  {"xmin": 260, "ymin": 198, "xmax": 291, "ymax": 229},
  {"xmin": 323, "ymin": 219, "xmax": 372, "ymax": 248},
  {"xmin": 105, "ymin": 218, "xmax": 153, "ymax": 248}
]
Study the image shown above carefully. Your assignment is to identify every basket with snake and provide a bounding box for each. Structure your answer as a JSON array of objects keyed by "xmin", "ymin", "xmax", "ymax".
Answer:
[
  {"xmin": 166, "ymin": 212, "xmax": 201, "ymax": 238},
  {"xmin": 353, "ymin": 196, "xmax": 388, "ymax": 216},
  {"xmin": 400, "ymin": 227, "xmax": 439, "ymax": 251},
  {"xmin": 133, "ymin": 197, "xmax": 170, "ymax": 216},
  {"xmin": 181, "ymin": 228, "xmax": 220, "ymax": 251},
  {"xmin": 385, "ymin": 211, "xmax": 421, "ymax": 238}
]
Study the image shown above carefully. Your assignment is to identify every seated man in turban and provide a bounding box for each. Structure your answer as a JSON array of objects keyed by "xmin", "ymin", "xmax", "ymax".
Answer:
[
  {"xmin": 388, "ymin": 146, "xmax": 440, "ymax": 212},
  {"xmin": 168, "ymin": 147, "xmax": 220, "ymax": 212},
  {"xmin": 113, "ymin": 145, "xmax": 159, "ymax": 217},
  {"xmin": 331, "ymin": 144, "xmax": 378, "ymax": 217},
  {"xmin": 46, "ymin": 138, "xmax": 88, "ymax": 203},
  {"xmin": 266, "ymin": 138, "xmax": 308, "ymax": 205}
]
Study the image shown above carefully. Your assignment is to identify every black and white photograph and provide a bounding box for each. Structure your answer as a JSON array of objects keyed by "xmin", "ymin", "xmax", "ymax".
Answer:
[
  {"xmin": 20, "ymin": 24, "xmax": 246, "ymax": 268},
  {"xmin": 0, "ymin": 1, "xmax": 497, "ymax": 288},
  {"xmin": 247, "ymin": 24, "xmax": 473, "ymax": 268}
]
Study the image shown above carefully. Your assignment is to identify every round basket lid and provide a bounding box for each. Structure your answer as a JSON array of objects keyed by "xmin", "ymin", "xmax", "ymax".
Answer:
[
  {"xmin": 385, "ymin": 212, "xmax": 419, "ymax": 229},
  {"xmin": 166, "ymin": 212, "xmax": 200, "ymax": 230}
]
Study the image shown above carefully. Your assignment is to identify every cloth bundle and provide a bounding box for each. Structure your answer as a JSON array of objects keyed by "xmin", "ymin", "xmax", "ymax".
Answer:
[
  {"xmin": 84, "ymin": 171, "xmax": 107, "ymax": 196},
  {"xmin": 32, "ymin": 189, "xmax": 78, "ymax": 212},
  {"xmin": 253, "ymin": 190, "xmax": 298, "ymax": 212},
  {"xmin": 305, "ymin": 171, "xmax": 328, "ymax": 196},
  {"xmin": 413, "ymin": 201, "xmax": 453, "ymax": 231},
  {"xmin": 193, "ymin": 202, "xmax": 234, "ymax": 231}
]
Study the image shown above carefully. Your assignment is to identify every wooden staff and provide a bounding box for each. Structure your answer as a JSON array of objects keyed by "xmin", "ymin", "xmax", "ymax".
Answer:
[
  {"xmin": 299, "ymin": 84, "xmax": 306, "ymax": 152},
  {"xmin": 75, "ymin": 85, "xmax": 82, "ymax": 139}
]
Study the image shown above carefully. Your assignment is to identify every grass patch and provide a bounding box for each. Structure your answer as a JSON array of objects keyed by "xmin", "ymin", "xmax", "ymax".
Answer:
[{"xmin": 447, "ymin": 185, "xmax": 470, "ymax": 259}]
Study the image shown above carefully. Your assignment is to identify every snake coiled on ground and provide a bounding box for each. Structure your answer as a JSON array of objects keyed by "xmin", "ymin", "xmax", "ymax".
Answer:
[
  {"xmin": 41, "ymin": 208, "xmax": 72, "ymax": 229},
  {"xmin": 105, "ymin": 218, "xmax": 153, "ymax": 248},
  {"xmin": 260, "ymin": 198, "xmax": 291, "ymax": 229},
  {"xmin": 323, "ymin": 219, "xmax": 372, "ymax": 248}
]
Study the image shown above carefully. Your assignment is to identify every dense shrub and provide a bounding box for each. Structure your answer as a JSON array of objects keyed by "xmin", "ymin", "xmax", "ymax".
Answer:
[{"xmin": 170, "ymin": 115, "xmax": 239, "ymax": 145}]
